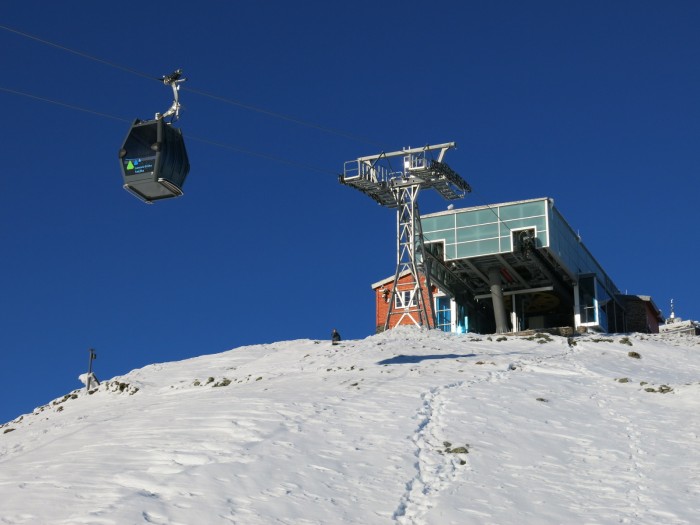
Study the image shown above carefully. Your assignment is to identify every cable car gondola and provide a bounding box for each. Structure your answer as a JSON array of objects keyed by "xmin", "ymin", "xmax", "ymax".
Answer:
[{"xmin": 119, "ymin": 70, "xmax": 190, "ymax": 203}]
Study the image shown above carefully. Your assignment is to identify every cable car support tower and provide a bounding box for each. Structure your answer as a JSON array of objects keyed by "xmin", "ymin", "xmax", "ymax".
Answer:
[{"xmin": 340, "ymin": 142, "xmax": 471, "ymax": 330}]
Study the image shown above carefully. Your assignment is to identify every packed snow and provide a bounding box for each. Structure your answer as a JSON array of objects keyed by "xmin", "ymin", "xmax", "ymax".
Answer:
[{"xmin": 1, "ymin": 327, "xmax": 699, "ymax": 524}]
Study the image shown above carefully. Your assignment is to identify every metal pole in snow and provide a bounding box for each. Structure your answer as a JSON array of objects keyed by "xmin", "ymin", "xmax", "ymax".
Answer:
[{"xmin": 87, "ymin": 348, "xmax": 96, "ymax": 391}]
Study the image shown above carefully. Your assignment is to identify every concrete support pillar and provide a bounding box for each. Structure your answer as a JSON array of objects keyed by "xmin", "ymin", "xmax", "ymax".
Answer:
[
  {"xmin": 573, "ymin": 282, "xmax": 581, "ymax": 329},
  {"xmin": 488, "ymin": 267, "xmax": 509, "ymax": 334},
  {"xmin": 450, "ymin": 297, "xmax": 458, "ymax": 333}
]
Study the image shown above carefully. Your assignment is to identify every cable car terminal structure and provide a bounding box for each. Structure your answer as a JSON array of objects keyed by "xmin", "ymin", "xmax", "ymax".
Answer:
[{"xmin": 341, "ymin": 144, "xmax": 661, "ymax": 336}]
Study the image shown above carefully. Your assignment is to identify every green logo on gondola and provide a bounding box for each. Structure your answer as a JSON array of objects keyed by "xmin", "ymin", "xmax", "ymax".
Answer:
[{"xmin": 124, "ymin": 157, "xmax": 154, "ymax": 175}]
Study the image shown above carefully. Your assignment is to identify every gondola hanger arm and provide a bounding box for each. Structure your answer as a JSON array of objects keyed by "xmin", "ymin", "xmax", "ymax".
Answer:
[{"xmin": 156, "ymin": 69, "xmax": 187, "ymax": 122}]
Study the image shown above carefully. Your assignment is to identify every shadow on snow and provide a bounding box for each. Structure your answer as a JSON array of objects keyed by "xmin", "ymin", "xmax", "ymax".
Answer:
[{"xmin": 377, "ymin": 353, "xmax": 477, "ymax": 365}]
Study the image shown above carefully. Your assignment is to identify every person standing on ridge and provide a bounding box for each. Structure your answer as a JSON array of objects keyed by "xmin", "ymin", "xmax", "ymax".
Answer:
[{"xmin": 331, "ymin": 328, "xmax": 341, "ymax": 345}]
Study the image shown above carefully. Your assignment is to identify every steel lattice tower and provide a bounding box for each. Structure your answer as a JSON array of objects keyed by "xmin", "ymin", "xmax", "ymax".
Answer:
[{"xmin": 340, "ymin": 143, "xmax": 471, "ymax": 330}]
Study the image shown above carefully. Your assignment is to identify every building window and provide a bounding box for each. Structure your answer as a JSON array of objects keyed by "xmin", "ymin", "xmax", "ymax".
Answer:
[
  {"xmin": 579, "ymin": 276, "xmax": 597, "ymax": 324},
  {"xmin": 578, "ymin": 274, "xmax": 610, "ymax": 332},
  {"xmin": 395, "ymin": 290, "xmax": 416, "ymax": 308},
  {"xmin": 436, "ymin": 296, "xmax": 451, "ymax": 332}
]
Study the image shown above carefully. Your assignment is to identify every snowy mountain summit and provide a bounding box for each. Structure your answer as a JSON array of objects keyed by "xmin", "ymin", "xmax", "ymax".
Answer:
[{"xmin": 1, "ymin": 327, "xmax": 699, "ymax": 524}]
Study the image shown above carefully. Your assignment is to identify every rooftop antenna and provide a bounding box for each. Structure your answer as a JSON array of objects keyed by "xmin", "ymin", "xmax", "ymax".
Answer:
[{"xmin": 340, "ymin": 142, "xmax": 471, "ymax": 330}]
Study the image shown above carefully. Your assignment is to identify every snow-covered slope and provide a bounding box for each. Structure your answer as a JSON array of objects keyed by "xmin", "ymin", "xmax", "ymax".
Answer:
[{"xmin": 1, "ymin": 328, "xmax": 699, "ymax": 524}]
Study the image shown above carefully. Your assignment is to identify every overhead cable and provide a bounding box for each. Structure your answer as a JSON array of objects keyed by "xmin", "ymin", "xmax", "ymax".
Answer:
[
  {"xmin": 0, "ymin": 23, "xmax": 156, "ymax": 81},
  {"xmin": 0, "ymin": 23, "xmax": 382, "ymax": 147},
  {"xmin": 0, "ymin": 85, "xmax": 334, "ymax": 175},
  {"xmin": 0, "ymin": 86, "xmax": 131, "ymax": 123}
]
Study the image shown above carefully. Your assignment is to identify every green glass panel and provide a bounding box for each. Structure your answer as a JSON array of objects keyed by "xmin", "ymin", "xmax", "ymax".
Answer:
[
  {"xmin": 502, "ymin": 234, "xmax": 510, "ymax": 252},
  {"xmin": 455, "ymin": 208, "xmax": 498, "ymax": 227},
  {"xmin": 536, "ymin": 229, "xmax": 548, "ymax": 247},
  {"xmin": 456, "ymin": 238, "xmax": 500, "ymax": 258},
  {"xmin": 423, "ymin": 214, "xmax": 455, "ymax": 232},
  {"xmin": 456, "ymin": 223, "xmax": 499, "ymax": 242},
  {"xmin": 498, "ymin": 201, "xmax": 546, "ymax": 221}
]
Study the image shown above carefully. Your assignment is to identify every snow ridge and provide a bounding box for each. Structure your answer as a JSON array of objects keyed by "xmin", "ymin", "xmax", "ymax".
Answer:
[{"xmin": 1, "ymin": 329, "xmax": 699, "ymax": 524}]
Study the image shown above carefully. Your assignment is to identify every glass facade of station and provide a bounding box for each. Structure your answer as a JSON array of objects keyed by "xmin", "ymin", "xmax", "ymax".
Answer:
[
  {"xmin": 421, "ymin": 198, "xmax": 622, "ymax": 333},
  {"xmin": 422, "ymin": 199, "xmax": 549, "ymax": 259}
]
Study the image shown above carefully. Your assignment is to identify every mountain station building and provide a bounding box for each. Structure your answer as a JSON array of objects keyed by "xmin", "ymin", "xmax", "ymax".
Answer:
[{"xmin": 372, "ymin": 197, "xmax": 663, "ymax": 335}]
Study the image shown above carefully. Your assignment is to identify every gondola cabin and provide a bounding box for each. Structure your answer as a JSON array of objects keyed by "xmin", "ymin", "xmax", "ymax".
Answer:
[{"xmin": 119, "ymin": 118, "xmax": 190, "ymax": 203}]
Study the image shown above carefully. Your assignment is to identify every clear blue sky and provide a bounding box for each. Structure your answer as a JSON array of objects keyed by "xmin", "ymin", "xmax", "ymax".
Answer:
[{"xmin": 1, "ymin": 0, "xmax": 699, "ymax": 423}]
